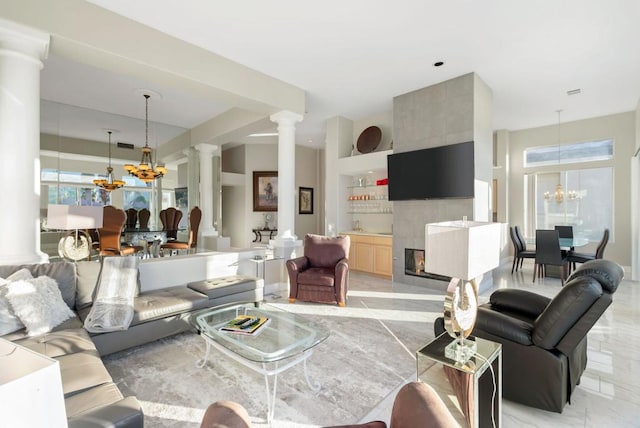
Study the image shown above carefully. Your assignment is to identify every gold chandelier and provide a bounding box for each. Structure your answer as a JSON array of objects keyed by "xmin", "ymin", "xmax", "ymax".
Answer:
[
  {"xmin": 93, "ymin": 130, "xmax": 125, "ymax": 191},
  {"xmin": 124, "ymin": 94, "xmax": 167, "ymax": 183}
]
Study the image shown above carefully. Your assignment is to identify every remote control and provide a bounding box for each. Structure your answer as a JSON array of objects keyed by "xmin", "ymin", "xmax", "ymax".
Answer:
[{"xmin": 240, "ymin": 318, "xmax": 261, "ymax": 329}]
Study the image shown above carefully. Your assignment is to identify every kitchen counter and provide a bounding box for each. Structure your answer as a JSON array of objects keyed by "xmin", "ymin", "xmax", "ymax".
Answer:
[
  {"xmin": 341, "ymin": 232, "xmax": 392, "ymax": 278},
  {"xmin": 340, "ymin": 231, "xmax": 393, "ymax": 237}
]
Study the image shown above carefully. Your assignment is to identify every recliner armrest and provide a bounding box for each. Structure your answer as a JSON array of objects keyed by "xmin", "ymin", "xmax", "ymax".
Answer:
[
  {"xmin": 474, "ymin": 307, "xmax": 534, "ymax": 346},
  {"xmin": 489, "ymin": 289, "xmax": 551, "ymax": 319},
  {"xmin": 67, "ymin": 396, "xmax": 143, "ymax": 428}
]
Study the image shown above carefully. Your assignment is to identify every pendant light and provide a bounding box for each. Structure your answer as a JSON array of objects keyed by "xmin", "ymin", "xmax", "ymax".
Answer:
[
  {"xmin": 93, "ymin": 130, "xmax": 125, "ymax": 191},
  {"xmin": 124, "ymin": 93, "xmax": 167, "ymax": 183}
]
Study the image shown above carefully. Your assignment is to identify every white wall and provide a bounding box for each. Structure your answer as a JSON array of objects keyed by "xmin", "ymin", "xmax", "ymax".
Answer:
[
  {"xmin": 221, "ymin": 185, "xmax": 245, "ymax": 248},
  {"xmin": 294, "ymin": 146, "xmax": 322, "ymax": 239},
  {"xmin": 508, "ymin": 111, "xmax": 635, "ymax": 267},
  {"xmin": 221, "ymin": 143, "xmax": 322, "ymax": 248},
  {"xmin": 244, "ymin": 144, "xmax": 279, "ymax": 246}
]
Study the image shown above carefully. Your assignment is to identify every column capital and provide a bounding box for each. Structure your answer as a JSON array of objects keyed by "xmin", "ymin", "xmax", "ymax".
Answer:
[
  {"xmin": 194, "ymin": 143, "xmax": 218, "ymax": 155},
  {"xmin": 270, "ymin": 110, "xmax": 303, "ymax": 126},
  {"xmin": 0, "ymin": 18, "xmax": 50, "ymax": 64}
]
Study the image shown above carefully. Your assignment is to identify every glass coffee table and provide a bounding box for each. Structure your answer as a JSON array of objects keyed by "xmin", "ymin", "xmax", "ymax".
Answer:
[{"xmin": 190, "ymin": 303, "xmax": 330, "ymax": 423}]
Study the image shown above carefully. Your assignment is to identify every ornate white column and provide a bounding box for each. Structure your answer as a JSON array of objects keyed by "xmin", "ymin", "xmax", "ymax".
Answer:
[
  {"xmin": 195, "ymin": 143, "xmax": 218, "ymax": 237},
  {"xmin": 270, "ymin": 111, "xmax": 303, "ymax": 257},
  {"xmin": 0, "ymin": 19, "xmax": 50, "ymax": 264}
]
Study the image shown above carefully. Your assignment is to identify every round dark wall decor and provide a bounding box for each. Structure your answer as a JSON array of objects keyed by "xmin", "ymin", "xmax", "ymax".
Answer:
[{"xmin": 356, "ymin": 126, "xmax": 382, "ymax": 154}]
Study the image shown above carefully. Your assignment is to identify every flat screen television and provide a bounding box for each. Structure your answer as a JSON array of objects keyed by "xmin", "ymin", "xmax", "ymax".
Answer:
[{"xmin": 387, "ymin": 141, "xmax": 474, "ymax": 201}]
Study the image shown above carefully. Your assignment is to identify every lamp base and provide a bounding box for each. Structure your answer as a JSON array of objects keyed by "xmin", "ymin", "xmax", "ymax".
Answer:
[{"xmin": 445, "ymin": 337, "xmax": 477, "ymax": 363}]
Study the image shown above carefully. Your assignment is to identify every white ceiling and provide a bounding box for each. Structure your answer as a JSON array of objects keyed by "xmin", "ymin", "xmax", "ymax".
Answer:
[
  {"xmin": 40, "ymin": 54, "xmax": 230, "ymax": 146},
  {"xmin": 43, "ymin": 0, "xmax": 640, "ymax": 149}
]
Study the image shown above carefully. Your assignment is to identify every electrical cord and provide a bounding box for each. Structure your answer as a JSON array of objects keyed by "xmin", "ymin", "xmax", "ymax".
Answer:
[{"xmin": 473, "ymin": 352, "xmax": 497, "ymax": 428}]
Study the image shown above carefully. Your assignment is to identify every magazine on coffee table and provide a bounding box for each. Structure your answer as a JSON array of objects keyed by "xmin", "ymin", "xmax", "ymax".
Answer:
[{"xmin": 219, "ymin": 314, "xmax": 270, "ymax": 336}]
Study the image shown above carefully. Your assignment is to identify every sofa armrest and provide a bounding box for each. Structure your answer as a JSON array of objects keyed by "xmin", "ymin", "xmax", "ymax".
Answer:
[
  {"xmin": 286, "ymin": 256, "xmax": 309, "ymax": 300},
  {"xmin": 286, "ymin": 256, "xmax": 309, "ymax": 273},
  {"xmin": 474, "ymin": 307, "xmax": 534, "ymax": 346},
  {"xmin": 67, "ymin": 396, "xmax": 143, "ymax": 428},
  {"xmin": 489, "ymin": 289, "xmax": 551, "ymax": 319},
  {"xmin": 334, "ymin": 258, "xmax": 349, "ymax": 306}
]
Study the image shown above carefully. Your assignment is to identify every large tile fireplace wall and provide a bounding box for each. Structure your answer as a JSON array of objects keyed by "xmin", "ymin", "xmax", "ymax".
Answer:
[{"xmin": 391, "ymin": 72, "xmax": 493, "ymax": 287}]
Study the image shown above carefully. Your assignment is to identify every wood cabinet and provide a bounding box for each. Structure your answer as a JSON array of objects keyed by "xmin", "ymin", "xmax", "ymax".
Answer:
[{"xmin": 344, "ymin": 233, "xmax": 392, "ymax": 278}]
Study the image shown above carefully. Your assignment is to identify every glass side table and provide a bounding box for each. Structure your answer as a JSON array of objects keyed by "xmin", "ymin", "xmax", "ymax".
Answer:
[{"xmin": 417, "ymin": 333, "xmax": 502, "ymax": 428}]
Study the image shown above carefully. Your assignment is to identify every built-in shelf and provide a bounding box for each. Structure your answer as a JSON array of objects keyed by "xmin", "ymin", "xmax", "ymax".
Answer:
[
  {"xmin": 346, "ymin": 184, "xmax": 388, "ymax": 189},
  {"xmin": 347, "ymin": 211, "xmax": 393, "ymax": 215}
]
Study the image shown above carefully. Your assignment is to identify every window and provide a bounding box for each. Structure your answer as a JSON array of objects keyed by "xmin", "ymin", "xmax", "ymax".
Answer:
[
  {"xmin": 162, "ymin": 190, "xmax": 174, "ymax": 210},
  {"xmin": 526, "ymin": 167, "xmax": 613, "ymax": 242},
  {"xmin": 123, "ymin": 190, "xmax": 151, "ymax": 210},
  {"xmin": 48, "ymin": 186, "xmax": 110, "ymax": 206},
  {"xmin": 524, "ymin": 139, "xmax": 613, "ymax": 168}
]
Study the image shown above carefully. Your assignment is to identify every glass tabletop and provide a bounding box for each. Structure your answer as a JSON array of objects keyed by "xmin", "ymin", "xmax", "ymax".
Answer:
[
  {"xmin": 417, "ymin": 333, "xmax": 501, "ymax": 375},
  {"xmin": 190, "ymin": 303, "xmax": 330, "ymax": 363},
  {"xmin": 525, "ymin": 236, "xmax": 589, "ymax": 249}
]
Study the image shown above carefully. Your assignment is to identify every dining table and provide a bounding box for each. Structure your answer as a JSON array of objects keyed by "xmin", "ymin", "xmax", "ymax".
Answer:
[
  {"xmin": 525, "ymin": 236, "xmax": 589, "ymax": 250},
  {"xmin": 558, "ymin": 236, "xmax": 589, "ymax": 249},
  {"xmin": 122, "ymin": 228, "xmax": 168, "ymax": 258}
]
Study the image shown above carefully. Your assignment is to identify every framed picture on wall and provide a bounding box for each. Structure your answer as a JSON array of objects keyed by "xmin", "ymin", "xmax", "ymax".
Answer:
[
  {"xmin": 174, "ymin": 187, "xmax": 188, "ymax": 208},
  {"xmin": 253, "ymin": 171, "xmax": 278, "ymax": 212},
  {"xmin": 299, "ymin": 187, "xmax": 313, "ymax": 214}
]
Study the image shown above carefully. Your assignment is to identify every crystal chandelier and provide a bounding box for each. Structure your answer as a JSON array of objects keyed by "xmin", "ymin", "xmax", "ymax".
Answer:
[
  {"xmin": 124, "ymin": 94, "xmax": 167, "ymax": 183},
  {"xmin": 93, "ymin": 130, "xmax": 125, "ymax": 191}
]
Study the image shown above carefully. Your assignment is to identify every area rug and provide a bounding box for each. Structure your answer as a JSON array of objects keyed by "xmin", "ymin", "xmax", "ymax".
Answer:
[{"xmin": 103, "ymin": 284, "xmax": 442, "ymax": 427}]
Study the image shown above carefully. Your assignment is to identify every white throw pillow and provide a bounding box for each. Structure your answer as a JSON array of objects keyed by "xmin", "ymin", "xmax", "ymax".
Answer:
[
  {"xmin": 0, "ymin": 269, "xmax": 35, "ymax": 336},
  {"xmin": 6, "ymin": 276, "xmax": 75, "ymax": 337}
]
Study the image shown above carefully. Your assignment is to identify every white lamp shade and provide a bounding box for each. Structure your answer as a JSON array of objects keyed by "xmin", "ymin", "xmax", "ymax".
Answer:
[
  {"xmin": 47, "ymin": 204, "xmax": 104, "ymax": 230},
  {"xmin": 425, "ymin": 220, "xmax": 501, "ymax": 280},
  {"xmin": 0, "ymin": 339, "xmax": 67, "ymax": 427}
]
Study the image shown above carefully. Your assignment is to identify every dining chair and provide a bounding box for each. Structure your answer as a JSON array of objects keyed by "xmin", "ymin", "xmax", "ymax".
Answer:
[
  {"xmin": 568, "ymin": 229, "xmax": 609, "ymax": 272},
  {"xmin": 159, "ymin": 207, "xmax": 183, "ymax": 240},
  {"xmin": 510, "ymin": 226, "xmax": 535, "ymax": 273},
  {"xmin": 125, "ymin": 208, "xmax": 138, "ymax": 229},
  {"xmin": 514, "ymin": 226, "xmax": 536, "ymax": 269},
  {"xmin": 138, "ymin": 208, "xmax": 150, "ymax": 229},
  {"xmin": 533, "ymin": 229, "xmax": 569, "ymax": 285},
  {"xmin": 160, "ymin": 206, "xmax": 202, "ymax": 256},
  {"xmin": 98, "ymin": 206, "xmax": 137, "ymax": 257},
  {"xmin": 555, "ymin": 225, "xmax": 574, "ymax": 253},
  {"xmin": 554, "ymin": 225, "xmax": 573, "ymax": 239}
]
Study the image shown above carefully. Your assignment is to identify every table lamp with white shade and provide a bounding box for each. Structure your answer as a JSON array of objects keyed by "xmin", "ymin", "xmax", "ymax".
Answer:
[
  {"xmin": 0, "ymin": 338, "xmax": 67, "ymax": 427},
  {"xmin": 425, "ymin": 219, "xmax": 501, "ymax": 363},
  {"xmin": 46, "ymin": 204, "xmax": 103, "ymax": 261}
]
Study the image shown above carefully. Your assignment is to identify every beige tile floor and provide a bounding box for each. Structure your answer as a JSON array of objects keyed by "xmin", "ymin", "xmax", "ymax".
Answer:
[{"xmin": 350, "ymin": 261, "xmax": 640, "ymax": 428}]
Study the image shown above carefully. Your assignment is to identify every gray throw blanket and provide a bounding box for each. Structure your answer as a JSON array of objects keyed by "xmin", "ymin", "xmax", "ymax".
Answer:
[{"xmin": 84, "ymin": 256, "xmax": 138, "ymax": 333}]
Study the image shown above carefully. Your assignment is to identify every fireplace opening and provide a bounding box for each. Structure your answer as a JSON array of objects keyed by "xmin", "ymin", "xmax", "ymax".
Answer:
[{"xmin": 404, "ymin": 248, "xmax": 450, "ymax": 281}]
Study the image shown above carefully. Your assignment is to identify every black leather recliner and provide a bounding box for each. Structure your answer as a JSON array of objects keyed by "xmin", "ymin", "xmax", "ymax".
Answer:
[{"xmin": 434, "ymin": 259, "xmax": 623, "ymax": 413}]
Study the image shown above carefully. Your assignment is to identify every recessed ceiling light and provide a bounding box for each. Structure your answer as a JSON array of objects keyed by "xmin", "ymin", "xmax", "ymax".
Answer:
[
  {"xmin": 567, "ymin": 88, "xmax": 581, "ymax": 95},
  {"xmin": 248, "ymin": 132, "xmax": 278, "ymax": 137},
  {"xmin": 433, "ymin": 61, "xmax": 445, "ymax": 67}
]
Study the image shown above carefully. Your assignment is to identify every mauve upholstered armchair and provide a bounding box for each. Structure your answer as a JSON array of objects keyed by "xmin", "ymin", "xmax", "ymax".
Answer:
[
  {"xmin": 200, "ymin": 382, "xmax": 459, "ymax": 428},
  {"xmin": 286, "ymin": 234, "xmax": 351, "ymax": 307}
]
